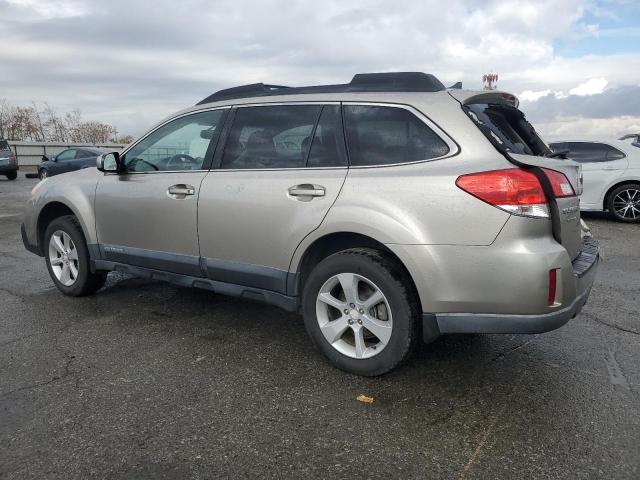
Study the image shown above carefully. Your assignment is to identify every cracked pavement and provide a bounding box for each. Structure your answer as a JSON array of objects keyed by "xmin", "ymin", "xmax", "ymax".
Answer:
[{"xmin": 1, "ymin": 177, "xmax": 639, "ymax": 479}]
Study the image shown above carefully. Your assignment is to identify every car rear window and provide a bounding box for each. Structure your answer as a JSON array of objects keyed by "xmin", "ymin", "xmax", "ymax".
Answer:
[
  {"xmin": 465, "ymin": 103, "xmax": 550, "ymax": 157},
  {"xmin": 0, "ymin": 140, "xmax": 9, "ymax": 150}
]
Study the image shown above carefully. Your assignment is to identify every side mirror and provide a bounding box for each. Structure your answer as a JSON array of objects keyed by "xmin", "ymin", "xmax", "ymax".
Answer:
[
  {"xmin": 41, "ymin": 155, "xmax": 50, "ymax": 163},
  {"xmin": 96, "ymin": 151, "xmax": 122, "ymax": 173}
]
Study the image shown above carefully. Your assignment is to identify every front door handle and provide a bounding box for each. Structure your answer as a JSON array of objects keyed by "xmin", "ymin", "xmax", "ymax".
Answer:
[
  {"xmin": 167, "ymin": 184, "xmax": 195, "ymax": 198},
  {"xmin": 288, "ymin": 184, "xmax": 326, "ymax": 197}
]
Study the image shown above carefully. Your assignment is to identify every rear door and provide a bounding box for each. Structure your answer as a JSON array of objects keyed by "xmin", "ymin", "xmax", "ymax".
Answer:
[
  {"xmin": 197, "ymin": 103, "xmax": 348, "ymax": 293},
  {"xmin": 459, "ymin": 95, "xmax": 583, "ymax": 259}
]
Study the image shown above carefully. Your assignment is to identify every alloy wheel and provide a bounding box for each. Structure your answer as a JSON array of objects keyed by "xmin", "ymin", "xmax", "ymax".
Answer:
[
  {"xmin": 315, "ymin": 272, "xmax": 393, "ymax": 359},
  {"xmin": 48, "ymin": 230, "xmax": 79, "ymax": 286},
  {"xmin": 39, "ymin": 169, "xmax": 47, "ymax": 180},
  {"xmin": 612, "ymin": 188, "xmax": 640, "ymax": 220}
]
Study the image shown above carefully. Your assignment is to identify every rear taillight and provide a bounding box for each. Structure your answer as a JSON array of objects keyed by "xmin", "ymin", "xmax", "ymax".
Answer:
[
  {"xmin": 9, "ymin": 153, "xmax": 16, "ymax": 164},
  {"xmin": 456, "ymin": 168, "xmax": 549, "ymax": 218},
  {"xmin": 541, "ymin": 168, "xmax": 575, "ymax": 198}
]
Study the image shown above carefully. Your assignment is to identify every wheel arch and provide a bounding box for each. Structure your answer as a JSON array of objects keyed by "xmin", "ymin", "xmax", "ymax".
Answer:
[
  {"xmin": 290, "ymin": 231, "xmax": 422, "ymax": 309},
  {"xmin": 36, "ymin": 201, "xmax": 90, "ymax": 255}
]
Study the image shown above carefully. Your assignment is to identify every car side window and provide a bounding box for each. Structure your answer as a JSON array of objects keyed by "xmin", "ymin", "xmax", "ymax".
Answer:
[
  {"xmin": 603, "ymin": 145, "xmax": 626, "ymax": 161},
  {"xmin": 76, "ymin": 150, "xmax": 95, "ymax": 159},
  {"xmin": 56, "ymin": 149, "xmax": 77, "ymax": 161},
  {"xmin": 566, "ymin": 142, "xmax": 623, "ymax": 163},
  {"xmin": 124, "ymin": 109, "xmax": 226, "ymax": 172},
  {"xmin": 306, "ymin": 105, "xmax": 347, "ymax": 168},
  {"xmin": 343, "ymin": 105, "xmax": 449, "ymax": 166},
  {"xmin": 221, "ymin": 105, "xmax": 322, "ymax": 169}
]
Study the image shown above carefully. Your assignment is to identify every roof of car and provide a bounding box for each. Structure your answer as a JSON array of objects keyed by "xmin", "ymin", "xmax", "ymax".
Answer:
[{"xmin": 196, "ymin": 72, "xmax": 448, "ymax": 105}]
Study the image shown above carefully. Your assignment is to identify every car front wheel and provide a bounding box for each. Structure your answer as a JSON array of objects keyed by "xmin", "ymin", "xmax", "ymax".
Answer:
[
  {"xmin": 44, "ymin": 215, "xmax": 107, "ymax": 296},
  {"xmin": 39, "ymin": 169, "xmax": 48, "ymax": 180},
  {"xmin": 302, "ymin": 248, "xmax": 419, "ymax": 376},
  {"xmin": 608, "ymin": 184, "xmax": 640, "ymax": 223}
]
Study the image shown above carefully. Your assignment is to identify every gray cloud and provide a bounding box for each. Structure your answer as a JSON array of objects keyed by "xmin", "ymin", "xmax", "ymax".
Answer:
[
  {"xmin": 522, "ymin": 86, "xmax": 640, "ymax": 122},
  {"xmin": 0, "ymin": 0, "xmax": 638, "ymax": 137}
]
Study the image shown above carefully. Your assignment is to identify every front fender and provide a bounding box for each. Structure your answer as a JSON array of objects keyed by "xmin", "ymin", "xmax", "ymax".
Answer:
[{"xmin": 27, "ymin": 169, "xmax": 101, "ymax": 249}]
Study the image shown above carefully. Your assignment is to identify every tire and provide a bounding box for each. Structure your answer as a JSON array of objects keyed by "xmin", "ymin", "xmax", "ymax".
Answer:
[
  {"xmin": 302, "ymin": 248, "xmax": 419, "ymax": 376},
  {"xmin": 44, "ymin": 215, "xmax": 107, "ymax": 296},
  {"xmin": 607, "ymin": 183, "xmax": 640, "ymax": 223},
  {"xmin": 5, "ymin": 171, "xmax": 17, "ymax": 180},
  {"xmin": 38, "ymin": 169, "xmax": 48, "ymax": 180}
]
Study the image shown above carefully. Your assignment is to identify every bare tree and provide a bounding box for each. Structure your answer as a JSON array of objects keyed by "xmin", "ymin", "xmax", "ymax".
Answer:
[{"xmin": 0, "ymin": 100, "xmax": 129, "ymax": 144}]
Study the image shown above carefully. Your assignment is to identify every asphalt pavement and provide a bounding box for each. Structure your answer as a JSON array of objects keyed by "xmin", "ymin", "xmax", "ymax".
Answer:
[{"xmin": 1, "ymin": 176, "xmax": 639, "ymax": 479}]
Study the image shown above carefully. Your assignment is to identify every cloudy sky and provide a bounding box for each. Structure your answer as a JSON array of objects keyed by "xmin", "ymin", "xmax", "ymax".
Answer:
[{"xmin": 1, "ymin": 0, "xmax": 639, "ymax": 140}]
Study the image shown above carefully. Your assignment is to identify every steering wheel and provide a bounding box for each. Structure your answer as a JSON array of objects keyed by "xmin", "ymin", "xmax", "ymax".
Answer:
[{"xmin": 166, "ymin": 154, "xmax": 200, "ymax": 170}]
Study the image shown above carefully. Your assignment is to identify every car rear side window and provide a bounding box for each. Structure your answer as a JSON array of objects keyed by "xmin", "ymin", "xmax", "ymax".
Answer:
[
  {"xmin": 221, "ymin": 105, "xmax": 322, "ymax": 169},
  {"xmin": 343, "ymin": 105, "xmax": 449, "ymax": 166}
]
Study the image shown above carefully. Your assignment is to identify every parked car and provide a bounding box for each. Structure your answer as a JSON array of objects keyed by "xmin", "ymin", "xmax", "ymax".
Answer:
[
  {"xmin": 549, "ymin": 139, "xmax": 640, "ymax": 222},
  {"xmin": 21, "ymin": 72, "xmax": 599, "ymax": 376},
  {"xmin": 38, "ymin": 147, "xmax": 109, "ymax": 180},
  {"xmin": 0, "ymin": 139, "xmax": 18, "ymax": 180}
]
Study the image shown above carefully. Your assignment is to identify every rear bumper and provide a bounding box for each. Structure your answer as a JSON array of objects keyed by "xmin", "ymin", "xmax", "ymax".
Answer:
[{"xmin": 418, "ymin": 235, "xmax": 599, "ymax": 341}]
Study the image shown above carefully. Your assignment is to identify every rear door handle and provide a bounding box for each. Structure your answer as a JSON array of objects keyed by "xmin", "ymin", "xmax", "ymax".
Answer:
[
  {"xmin": 167, "ymin": 184, "xmax": 196, "ymax": 198},
  {"xmin": 288, "ymin": 184, "xmax": 325, "ymax": 197}
]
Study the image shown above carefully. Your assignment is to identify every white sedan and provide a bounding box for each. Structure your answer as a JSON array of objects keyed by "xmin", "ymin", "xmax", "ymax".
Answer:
[{"xmin": 549, "ymin": 139, "xmax": 640, "ymax": 223}]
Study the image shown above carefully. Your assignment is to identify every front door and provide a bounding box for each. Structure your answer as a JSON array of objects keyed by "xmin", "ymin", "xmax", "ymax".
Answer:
[
  {"xmin": 198, "ymin": 104, "xmax": 348, "ymax": 293},
  {"xmin": 95, "ymin": 108, "xmax": 227, "ymax": 276}
]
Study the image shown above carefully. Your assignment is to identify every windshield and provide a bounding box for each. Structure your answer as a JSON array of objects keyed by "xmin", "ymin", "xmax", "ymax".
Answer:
[{"xmin": 465, "ymin": 103, "xmax": 551, "ymax": 157}]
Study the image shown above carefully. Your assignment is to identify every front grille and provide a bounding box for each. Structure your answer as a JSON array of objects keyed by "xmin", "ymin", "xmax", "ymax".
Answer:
[{"xmin": 572, "ymin": 237, "xmax": 599, "ymax": 278}]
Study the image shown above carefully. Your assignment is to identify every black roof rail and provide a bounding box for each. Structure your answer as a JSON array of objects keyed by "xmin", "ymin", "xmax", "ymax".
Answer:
[{"xmin": 196, "ymin": 72, "xmax": 446, "ymax": 105}]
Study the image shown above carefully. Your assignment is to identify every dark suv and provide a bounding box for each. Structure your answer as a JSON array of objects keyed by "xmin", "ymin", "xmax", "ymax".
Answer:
[{"xmin": 0, "ymin": 140, "xmax": 18, "ymax": 180}]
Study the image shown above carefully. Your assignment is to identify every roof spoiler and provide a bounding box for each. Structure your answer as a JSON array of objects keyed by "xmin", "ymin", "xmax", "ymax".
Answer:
[{"xmin": 449, "ymin": 90, "xmax": 519, "ymax": 108}]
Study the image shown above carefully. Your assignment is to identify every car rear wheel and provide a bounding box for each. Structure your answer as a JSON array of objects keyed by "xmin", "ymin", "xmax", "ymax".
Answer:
[
  {"xmin": 608, "ymin": 184, "xmax": 640, "ymax": 223},
  {"xmin": 302, "ymin": 248, "xmax": 419, "ymax": 376},
  {"xmin": 44, "ymin": 215, "xmax": 107, "ymax": 296},
  {"xmin": 39, "ymin": 169, "xmax": 48, "ymax": 180},
  {"xmin": 5, "ymin": 172, "xmax": 17, "ymax": 180}
]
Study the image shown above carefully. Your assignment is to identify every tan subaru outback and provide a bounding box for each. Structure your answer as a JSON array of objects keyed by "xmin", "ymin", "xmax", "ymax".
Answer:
[{"xmin": 22, "ymin": 72, "xmax": 599, "ymax": 376}]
